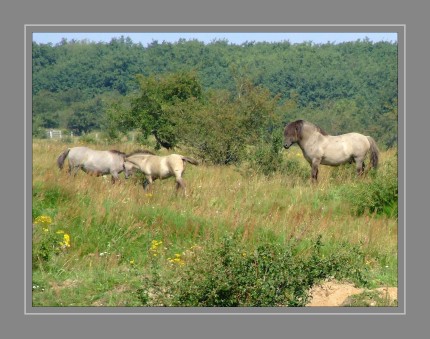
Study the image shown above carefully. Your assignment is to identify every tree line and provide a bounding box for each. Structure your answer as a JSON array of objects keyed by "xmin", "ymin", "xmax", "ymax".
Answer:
[{"xmin": 32, "ymin": 36, "xmax": 398, "ymax": 159}]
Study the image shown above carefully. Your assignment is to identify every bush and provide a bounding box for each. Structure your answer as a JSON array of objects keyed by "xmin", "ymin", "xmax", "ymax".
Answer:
[
  {"xmin": 177, "ymin": 96, "xmax": 248, "ymax": 165},
  {"xmin": 136, "ymin": 234, "xmax": 369, "ymax": 307},
  {"xmin": 247, "ymin": 133, "xmax": 284, "ymax": 176},
  {"xmin": 283, "ymin": 157, "xmax": 310, "ymax": 182},
  {"xmin": 79, "ymin": 132, "xmax": 98, "ymax": 144},
  {"xmin": 32, "ymin": 215, "xmax": 71, "ymax": 269},
  {"xmin": 344, "ymin": 159, "xmax": 398, "ymax": 217}
]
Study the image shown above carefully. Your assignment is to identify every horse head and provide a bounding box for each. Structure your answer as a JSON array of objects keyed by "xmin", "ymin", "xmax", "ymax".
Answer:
[
  {"xmin": 283, "ymin": 120, "xmax": 303, "ymax": 149},
  {"xmin": 123, "ymin": 150, "xmax": 155, "ymax": 179},
  {"xmin": 123, "ymin": 159, "xmax": 140, "ymax": 179}
]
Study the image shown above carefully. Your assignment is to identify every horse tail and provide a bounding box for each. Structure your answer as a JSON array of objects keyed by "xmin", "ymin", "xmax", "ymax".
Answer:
[
  {"xmin": 181, "ymin": 156, "xmax": 199, "ymax": 166},
  {"xmin": 57, "ymin": 148, "xmax": 70, "ymax": 170},
  {"xmin": 367, "ymin": 136, "xmax": 379, "ymax": 169}
]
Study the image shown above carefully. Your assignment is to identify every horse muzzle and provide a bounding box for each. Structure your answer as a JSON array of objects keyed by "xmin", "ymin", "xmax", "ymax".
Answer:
[{"xmin": 283, "ymin": 143, "xmax": 292, "ymax": 149}]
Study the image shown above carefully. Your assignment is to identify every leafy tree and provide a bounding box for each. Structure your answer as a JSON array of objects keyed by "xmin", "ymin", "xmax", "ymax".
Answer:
[
  {"xmin": 124, "ymin": 71, "xmax": 203, "ymax": 149},
  {"xmin": 232, "ymin": 71, "xmax": 282, "ymax": 142},
  {"xmin": 176, "ymin": 89, "xmax": 246, "ymax": 164},
  {"xmin": 66, "ymin": 96, "xmax": 105, "ymax": 135},
  {"xmin": 32, "ymin": 90, "xmax": 61, "ymax": 129}
]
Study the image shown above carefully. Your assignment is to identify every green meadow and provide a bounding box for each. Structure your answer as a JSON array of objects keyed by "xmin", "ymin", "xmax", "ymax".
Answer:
[{"xmin": 31, "ymin": 139, "xmax": 398, "ymax": 307}]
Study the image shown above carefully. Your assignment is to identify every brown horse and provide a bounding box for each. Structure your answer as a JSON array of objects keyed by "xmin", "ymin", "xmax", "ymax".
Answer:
[
  {"xmin": 57, "ymin": 146, "xmax": 129, "ymax": 184},
  {"xmin": 124, "ymin": 150, "xmax": 199, "ymax": 194},
  {"xmin": 283, "ymin": 120, "xmax": 379, "ymax": 182}
]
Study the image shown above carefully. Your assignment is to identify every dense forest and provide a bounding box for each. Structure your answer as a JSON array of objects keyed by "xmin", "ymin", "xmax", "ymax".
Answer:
[{"xmin": 32, "ymin": 36, "xmax": 398, "ymax": 163}]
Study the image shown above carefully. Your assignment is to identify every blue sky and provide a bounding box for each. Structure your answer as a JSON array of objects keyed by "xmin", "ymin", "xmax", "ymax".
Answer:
[{"xmin": 32, "ymin": 32, "xmax": 398, "ymax": 46}]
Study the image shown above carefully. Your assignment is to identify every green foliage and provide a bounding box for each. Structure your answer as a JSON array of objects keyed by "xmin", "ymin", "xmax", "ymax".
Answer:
[
  {"xmin": 32, "ymin": 38, "xmax": 398, "ymax": 149},
  {"xmin": 175, "ymin": 74, "xmax": 281, "ymax": 165},
  {"xmin": 32, "ymin": 115, "xmax": 48, "ymax": 139},
  {"xmin": 66, "ymin": 96, "xmax": 106, "ymax": 135},
  {"xmin": 79, "ymin": 133, "xmax": 99, "ymax": 144},
  {"xmin": 283, "ymin": 157, "xmax": 310, "ymax": 182},
  {"xmin": 32, "ymin": 215, "xmax": 71, "ymax": 269},
  {"xmin": 137, "ymin": 234, "xmax": 370, "ymax": 307},
  {"xmin": 247, "ymin": 131, "xmax": 284, "ymax": 176},
  {"xmin": 176, "ymin": 90, "xmax": 246, "ymax": 164},
  {"xmin": 343, "ymin": 158, "xmax": 398, "ymax": 217},
  {"xmin": 120, "ymin": 71, "xmax": 204, "ymax": 149}
]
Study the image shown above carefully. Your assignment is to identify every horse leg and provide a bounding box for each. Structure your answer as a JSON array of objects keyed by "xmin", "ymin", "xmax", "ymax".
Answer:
[
  {"xmin": 311, "ymin": 159, "xmax": 321, "ymax": 183},
  {"xmin": 355, "ymin": 157, "xmax": 365, "ymax": 176},
  {"xmin": 111, "ymin": 173, "xmax": 119, "ymax": 184},
  {"xmin": 175, "ymin": 177, "xmax": 186, "ymax": 196},
  {"xmin": 143, "ymin": 176, "xmax": 153, "ymax": 191},
  {"xmin": 359, "ymin": 162, "xmax": 365, "ymax": 176},
  {"xmin": 67, "ymin": 162, "xmax": 74, "ymax": 175},
  {"xmin": 70, "ymin": 165, "xmax": 79, "ymax": 176}
]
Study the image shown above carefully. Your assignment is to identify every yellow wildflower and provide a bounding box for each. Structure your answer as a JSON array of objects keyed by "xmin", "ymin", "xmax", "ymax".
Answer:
[
  {"xmin": 168, "ymin": 253, "xmax": 185, "ymax": 266},
  {"xmin": 34, "ymin": 215, "xmax": 52, "ymax": 225},
  {"xmin": 150, "ymin": 240, "xmax": 163, "ymax": 253},
  {"xmin": 59, "ymin": 233, "xmax": 71, "ymax": 248},
  {"xmin": 64, "ymin": 234, "xmax": 70, "ymax": 247}
]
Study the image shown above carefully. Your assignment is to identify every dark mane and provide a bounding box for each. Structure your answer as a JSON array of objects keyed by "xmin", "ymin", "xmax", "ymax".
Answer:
[
  {"xmin": 296, "ymin": 120, "xmax": 328, "ymax": 136},
  {"xmin": 109, "ymin": 149, "xmax": 126, "ymax": 157},
  {"xmin": 284, "ymin": 119, "xmax": 304, "ymax": 138},
  {"xmin": 309, "ymin": 121, "xmax": 328, "ymax": 136},
  {"xmin": 285, "ymin": 119, "xmax": 329, "ymax": 139},
  {"xmin": 126, "ymin": 149, "xmax": 156, "ymax": 157}
]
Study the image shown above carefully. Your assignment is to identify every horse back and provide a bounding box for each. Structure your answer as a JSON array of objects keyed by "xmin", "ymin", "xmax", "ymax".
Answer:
[
  {"xmin": 162, "ymin": 155, "xmax": 184, "ymax": 178},
  {"xmin": 316, "ymin": 133, "xmax": 370, "ymax": 165},
  {"xmin": 70, "ymin": 147, "xmax": 123, "ymax": 174},
  {"xmin": 67, "ymin": 147, "xmax": 91, "ymax": 165},
  {"xmin": 149, "ymin": 154, "xmax": 184, "ymax": 179}
]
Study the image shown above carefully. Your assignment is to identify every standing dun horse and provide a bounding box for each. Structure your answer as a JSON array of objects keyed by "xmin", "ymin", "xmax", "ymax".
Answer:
[
  {"xmin": 283, "ymin": 120, "xmax": 379, "ymax": 182},
  {"xmin": 57, "ymin": 146, "xmax": 131, "ymax": 183},
  {"xmin": 124, "ymin": 150, "xmax": 199, "ymax": 194}
]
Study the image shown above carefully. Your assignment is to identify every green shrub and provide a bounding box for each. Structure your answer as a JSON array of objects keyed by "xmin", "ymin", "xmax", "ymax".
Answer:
[
  {"xmin": 344, "ymin": 159, "xmax": 398, "ymax": 217},
  {"xmin": 79, "ymin": 133, "xmax": 98, "ymax": 144},
  {"xmin": 136, "ymin": 234, "xmax": 369, "ymax": 307},
  {"xmin": 32, "ymin": 215, "xmax": 71, "ymax": 269},
  {"xmin": 283, "ymin": 157, "xmax": 310, "ymax": 182},
  {"xmin": 248, "ymin": 133, "xmax": 284, "ymax": 176}
]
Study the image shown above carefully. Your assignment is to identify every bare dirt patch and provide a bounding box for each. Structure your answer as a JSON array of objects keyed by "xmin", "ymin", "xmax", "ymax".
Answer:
[{"xmin": 306, "ymin": 281, "xmax": 398, "ymax": 307}]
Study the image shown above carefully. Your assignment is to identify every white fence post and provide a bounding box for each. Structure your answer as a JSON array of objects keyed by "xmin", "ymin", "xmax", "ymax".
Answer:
[{"xmin": 46, "ymin": 129, "xmax": 63, "ymax": 140}]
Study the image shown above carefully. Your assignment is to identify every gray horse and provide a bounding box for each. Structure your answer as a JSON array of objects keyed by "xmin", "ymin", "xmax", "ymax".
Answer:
[
  {"xmin": 124, "ymin": 150, "xmax": 199, "ymax": 194},
  {"xmin": 57, "ymin": 146, "xmax": 130, "ymax": 183},
  {"xmin": 283, "ymin": 119, "xmax": 379, "ymax": 182}
]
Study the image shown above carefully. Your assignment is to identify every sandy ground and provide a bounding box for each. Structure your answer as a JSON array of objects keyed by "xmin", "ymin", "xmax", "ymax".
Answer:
[{"xmin": 306, "ymin": 281, "xmax": 398, "ymax": 307}]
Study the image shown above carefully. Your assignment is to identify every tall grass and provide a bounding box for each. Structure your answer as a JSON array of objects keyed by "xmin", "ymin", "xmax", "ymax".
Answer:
[{"xmin": 31, "ymin": 140, "xmax": 398, "ymax": 306}]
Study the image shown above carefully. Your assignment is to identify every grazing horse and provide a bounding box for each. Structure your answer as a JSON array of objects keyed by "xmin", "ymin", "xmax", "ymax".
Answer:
[
  {"xmin": 124, "ymin": 150, "xmax": 199, "ymax": 194},
  {"xmin": 283, "ymin": 119, "xmax": 379, "ymax": 182},
  {"xmin": 57, "ymin": 146, "xmax": 129, "ymax": 183}
]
